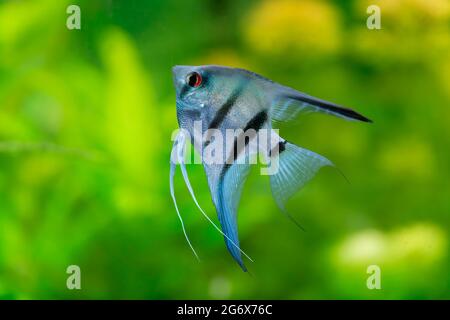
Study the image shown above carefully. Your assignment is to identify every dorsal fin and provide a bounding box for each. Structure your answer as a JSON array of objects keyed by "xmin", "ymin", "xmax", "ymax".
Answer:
[{"xmin": 271, "ymin": 87, "xmax": 372, "ymax": 123}]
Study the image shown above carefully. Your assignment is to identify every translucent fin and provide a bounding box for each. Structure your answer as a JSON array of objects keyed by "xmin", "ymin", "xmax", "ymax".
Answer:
[
  {"xmin": 271, "ymin": 97, "xmax": 315, "ymax": 122},
  {"xmin": 270, "ymin": 142, "xmax": 333, "ymax": 222},
  {"xmin": 271, "ymin": 88, "xmax": 372, "ymax": 123},
  {"xmin": 216, "ymin": 162, "xmax": 252, "ymax": 271},
  {"xmin": 170, "ymin": 136, "xmax": 199, "ymax": 260}
]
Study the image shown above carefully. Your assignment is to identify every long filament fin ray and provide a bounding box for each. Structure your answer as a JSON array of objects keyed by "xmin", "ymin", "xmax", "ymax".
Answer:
[{"xmin": 170, "ymin": 136, "xmax": 199, "ymax": 260}]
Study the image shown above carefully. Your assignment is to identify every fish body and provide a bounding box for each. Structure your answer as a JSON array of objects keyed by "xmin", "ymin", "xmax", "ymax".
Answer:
[{"xmin": 171, "ymin": 65, "xmax": 371, "ymax": 271}]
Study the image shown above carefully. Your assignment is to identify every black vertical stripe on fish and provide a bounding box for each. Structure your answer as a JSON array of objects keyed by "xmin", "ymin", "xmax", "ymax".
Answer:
[
  {"xmin": 244, "ymin": 110, "xmax": 268, "ymax": 132},
  {"xmin": 207, "ymin": 83, "xmax": 247, "ymax": 130},
  {"xmin": 203, "ymin": 83, "xmax": 247, "ymax": 148},
  {"xmin": 268, "ymin": 140, "xmax": 287, "ymax": 158},
  {"xmin": 222, "ymin": 110, "xmax": 268, "ymax": 175}
]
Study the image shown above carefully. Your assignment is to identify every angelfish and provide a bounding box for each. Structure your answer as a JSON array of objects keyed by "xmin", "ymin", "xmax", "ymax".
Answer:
[{"xmin": 170, "ymin": 65, "xmax": 371, "ymax": 271}]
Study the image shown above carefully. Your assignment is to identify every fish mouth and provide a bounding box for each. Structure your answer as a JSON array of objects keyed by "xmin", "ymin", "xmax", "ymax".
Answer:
[
  {"xmin": 172, "ymin": 65, "xmax": 184, "ymax": 75},
  {"xmin": 172, "ymin": 65, "xmax": 194, "ymax": 74},
  {"xmin": 172, "ymin": 65, "xmax": 196, "ymax": 92},
  {"xmin": 172, "ymin": 66, "xmax": 182, "ymax": 96},
  {"xmin": 172, "ymin": 65, "xmax": 189, "ymax": 81}
]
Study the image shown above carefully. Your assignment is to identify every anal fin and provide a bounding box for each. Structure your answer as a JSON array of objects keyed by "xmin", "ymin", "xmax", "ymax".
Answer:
[{"xmin": 270, "ymin": 142, "xmax": 332, "ymax": 223}]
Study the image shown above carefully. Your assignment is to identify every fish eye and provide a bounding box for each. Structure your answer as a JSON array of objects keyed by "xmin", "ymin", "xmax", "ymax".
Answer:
[{"xmin": 186, "ymin": 72, "xmax": 202, "ymax": 88}]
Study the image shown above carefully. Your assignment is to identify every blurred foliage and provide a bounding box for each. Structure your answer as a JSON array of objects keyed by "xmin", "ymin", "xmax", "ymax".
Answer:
[{"xmin": 0, "ymin": 0, "xmax": 449, "ymax": 299}]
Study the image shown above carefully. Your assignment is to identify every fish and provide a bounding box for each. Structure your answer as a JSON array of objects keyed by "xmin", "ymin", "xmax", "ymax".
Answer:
[{"xmin": 170, "ymin": 65, "xmax": 371, "ymax": 271}]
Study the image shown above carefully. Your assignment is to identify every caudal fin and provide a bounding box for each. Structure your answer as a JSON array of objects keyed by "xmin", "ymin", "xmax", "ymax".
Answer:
[{"xmin": 270, "ymin": 141, "xmax": 332, "ymax": 221}]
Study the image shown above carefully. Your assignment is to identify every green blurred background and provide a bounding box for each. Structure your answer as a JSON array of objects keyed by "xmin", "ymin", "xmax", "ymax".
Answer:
[{"xmin": 0, "ymin": 0, "xmax": 449, "ymax": 299}]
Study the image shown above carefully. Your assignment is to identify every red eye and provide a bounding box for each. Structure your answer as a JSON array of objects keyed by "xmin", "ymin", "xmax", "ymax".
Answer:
[{"xmin": 186, "ymin": 72, "xmax": 202, "ymax": 87}]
